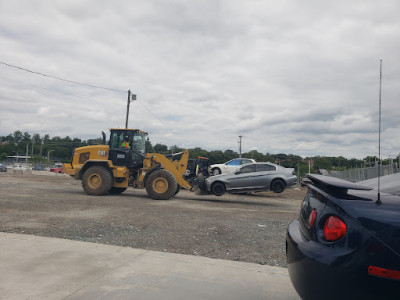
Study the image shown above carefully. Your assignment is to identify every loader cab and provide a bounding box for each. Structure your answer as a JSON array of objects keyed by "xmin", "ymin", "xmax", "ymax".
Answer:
[{"xmin": 108, "ymin": 129, "xmax": 147, "ymax": 168}]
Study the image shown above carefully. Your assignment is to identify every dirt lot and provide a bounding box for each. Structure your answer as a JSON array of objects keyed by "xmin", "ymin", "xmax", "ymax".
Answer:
[{"xmin": 0, "ymin": 173, "xmax": 305, "ymax": 267}]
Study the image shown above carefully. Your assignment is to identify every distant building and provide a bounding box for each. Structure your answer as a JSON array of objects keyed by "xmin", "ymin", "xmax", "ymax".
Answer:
[{"xmin": 6, "ymin": 155, "xmax": 31, "ymax": 163}]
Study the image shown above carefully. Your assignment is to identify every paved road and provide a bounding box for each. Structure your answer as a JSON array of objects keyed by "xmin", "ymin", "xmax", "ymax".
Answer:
[
  {"xmin": 0, "ymin": 233, "xmax": 300, "ymax": 300},
  {"xmin": 0, "ymin": 173, "xmax": 304, "ymax": 267}
]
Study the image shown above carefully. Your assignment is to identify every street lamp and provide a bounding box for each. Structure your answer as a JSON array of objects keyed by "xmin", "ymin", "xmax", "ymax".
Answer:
[
  {"xmin": 13, "ymin": 151, "xmax": 18, "ymax": 163},
  {"xmin": 47, "ymin": 150, "xmax": 54, "ymax": 162}
]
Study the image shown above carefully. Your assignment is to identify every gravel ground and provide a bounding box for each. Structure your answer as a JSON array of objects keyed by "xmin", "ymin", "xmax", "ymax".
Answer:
[{"xmin": 0, "ymin": 173, "xmax": 305, "ymax": 267}]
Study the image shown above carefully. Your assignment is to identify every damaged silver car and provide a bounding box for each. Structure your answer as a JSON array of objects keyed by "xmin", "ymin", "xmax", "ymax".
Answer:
[{"xmin": 204, "ymin": 162, "xmax": 297, "ymax": 196}]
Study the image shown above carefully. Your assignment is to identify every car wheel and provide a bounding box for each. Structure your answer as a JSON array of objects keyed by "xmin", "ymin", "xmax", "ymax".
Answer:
[
  {"xmin": 212, "ymin": 168, "xmax": 221, "ymax": 175},
  {"xmin": 270, "ymin": 179, "xmax": 286, "ymax": 193},
  {"xmin": 211, "ymin": 182, "xmax": 226, "ymax": 196},
  {"xmin": 196, "ymin": 173, "xmax": 206, "ymax": 190}
]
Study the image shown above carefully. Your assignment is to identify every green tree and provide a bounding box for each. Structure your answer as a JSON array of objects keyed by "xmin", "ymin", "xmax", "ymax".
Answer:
[
  {"xmin": 62, "ymin": 136, "xmax": 72, "ymax": 143},
  {"xmin": 13, "ymin": 130, "xmax": 23, "ymax": 143},
  {"xmin": 245, "ymin": 150, "xmax": 265, "ymax": 161},
  {"xmin": 43, "ymin": 134, "xmax": 51, "ymax": 143},
  {"xmin": 170, "ymin": 145, "xmax": 185, "ymax": 153},
  {"xmin": 208, "ymin": 150, "xmax": 226, "ymax": 164},
  {"xmin": 4, "ymin": 134, "xmax": 13, "ymax": 142},
  {"xmin": 154, "ymin": 143, "xmax": 168, "ymax": 153},
  {"xmin": 313, "ymin": 156, "xmax": 332, "ymax": 170},
  {"xmin": 32, "ymin": 133, "xmax": 41, "ymax": 142},
  {"xmin": 145, "ymin": 140, "xmax": 154, "ymax": 153}
]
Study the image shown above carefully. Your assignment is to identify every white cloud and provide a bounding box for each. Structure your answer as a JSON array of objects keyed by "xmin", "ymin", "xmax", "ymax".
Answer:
[{"xmin": 0, "ymin": 0, "xmax": 399, "ymax": 158}]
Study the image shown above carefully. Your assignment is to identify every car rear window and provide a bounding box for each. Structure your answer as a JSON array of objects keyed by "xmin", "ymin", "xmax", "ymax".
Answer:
[
  {"xmin": 241, "ymin": 159, "xmax": 253, "ymax": 164},
  {"xmin": 256, "ymin": 164, "xmax": 276, "ymax": 172},
  {"xmin": 239, "ymin": 164, "xmax": 256, "ymax": 173}
]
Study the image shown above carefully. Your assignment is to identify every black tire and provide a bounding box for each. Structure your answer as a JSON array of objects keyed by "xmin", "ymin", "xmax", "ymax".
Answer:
[
  {"xmin": 174, "ymin": 185, "xmax": 181, "ymax": 196},
  {"xmin": 270, "ymin": 179, "xmax": 286, "ymax": 193},
  {"xmin": 212, "ymin": 168, "xmax": 221, "ymax": 175},
  {"xmin": 110, "ymin": 187, "xmax": 127, "ymax": 194},
  {"xmin": 82, "ymin": 166, "xmax": 113, "ymax": 195},
  {"xmin": 145, "ymin": 169, "xmax": 177, "ymax": 200},
  {"xmin": 211, "ymin": 182, "xmax": 226, "ymax": 196},
  {"xmin": 197, "ymin": 173, "xmax": 206, "ymax": 191}
]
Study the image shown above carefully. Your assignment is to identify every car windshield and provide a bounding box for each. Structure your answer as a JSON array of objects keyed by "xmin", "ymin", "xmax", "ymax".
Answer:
[{"xmin": 226, "ymin": 159, "xmax": 241, "ymax": 166}]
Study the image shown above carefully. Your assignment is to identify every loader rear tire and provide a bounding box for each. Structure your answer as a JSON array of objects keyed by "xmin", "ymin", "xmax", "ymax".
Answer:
[
  {"xmin": 145, "ymin": 169, "xmax": 177, "ymax": 200},
  {"xmin": 82, "ymin": 166, "xmax": 113, "ymax": 195}
]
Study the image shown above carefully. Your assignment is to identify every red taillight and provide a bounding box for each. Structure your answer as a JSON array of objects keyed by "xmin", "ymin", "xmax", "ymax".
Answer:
[
  {"xmin": 308, "ymin": 209, "xmax": 317, "ymax": 228},
  {"xmin": 368, "ymin": 266, "xmax": 400, "ymax": 281},
  {"xmin": 323, "ymin": 216, "xmax": 347, "ymax": 242}
]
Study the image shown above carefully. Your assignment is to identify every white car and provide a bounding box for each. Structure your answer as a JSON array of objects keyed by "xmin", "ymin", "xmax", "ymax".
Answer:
[{"xmin": 209, "ymin": 158, "xmax": 256, "ymax": 175}]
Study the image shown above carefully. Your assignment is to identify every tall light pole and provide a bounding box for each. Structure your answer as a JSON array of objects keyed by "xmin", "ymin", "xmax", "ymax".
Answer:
[
  {"xmin": 125, "ymin": 90, "xmax": 137, "ymax": 129},
  {"xmin": 47, "ymin": 150, "xmax": 54, "ymax": 162},
  {"xmin": 238, "ymin": 135, "xmax": 243, "ymax": 158},
  {"xmin": 13, "ymin": 151, "xmax": 18, "ymax": 164}
]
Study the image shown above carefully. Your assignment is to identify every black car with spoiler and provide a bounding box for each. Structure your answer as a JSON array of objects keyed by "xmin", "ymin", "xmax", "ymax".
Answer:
[{"xmin": 286, "ymin": 174, "xmax": 400, "ymax": 300}]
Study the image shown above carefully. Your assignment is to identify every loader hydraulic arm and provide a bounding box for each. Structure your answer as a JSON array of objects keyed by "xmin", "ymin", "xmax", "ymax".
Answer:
[{"xmin": 143, "ymin": 150, "xmax": 192, "ymax": 190}]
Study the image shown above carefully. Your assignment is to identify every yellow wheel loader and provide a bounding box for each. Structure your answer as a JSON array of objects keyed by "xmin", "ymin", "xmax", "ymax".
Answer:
[{"xmin": 63, "ymin": 129, "xmax": 192, "ymax": 200}]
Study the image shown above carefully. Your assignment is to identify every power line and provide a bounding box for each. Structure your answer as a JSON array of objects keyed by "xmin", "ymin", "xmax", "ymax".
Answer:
[
  {"xmin": 136, "ymin": 101, "xmax": 166, "ymax": 126},
  {"xmin": 0, "ymin": 75, "xmax": 87, "ymax": 100},
  {"xmin": 1, "ymin": 60, "xmax": 167, "ymax": 128},
  {"xmin": 0, "ymin": 60, "xmax": 126, "ymax": 93}
]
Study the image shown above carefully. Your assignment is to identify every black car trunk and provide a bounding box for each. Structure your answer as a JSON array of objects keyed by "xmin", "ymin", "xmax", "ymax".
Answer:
[{"xmin": 338, "ymin": 190, "xmax": 400, "ymax": 256}]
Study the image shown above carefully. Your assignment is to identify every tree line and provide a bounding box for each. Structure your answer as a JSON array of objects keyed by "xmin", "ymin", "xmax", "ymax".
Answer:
[{"xmin": 1, "ymin": 131, "xmax": 395, "ymax": 176}]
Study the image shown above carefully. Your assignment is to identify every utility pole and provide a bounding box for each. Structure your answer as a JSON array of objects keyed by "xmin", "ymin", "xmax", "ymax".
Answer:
[
  {"xmin": 26, "ymin": 143, "xmax": 29, "ymax": 163},
  {"xmin": 125, "ymin": 90, "xmax": 137, "ymax": 129},
  {"xmin": 31, "ymin": 137, "xmax": 34, "ymax": 156},
  {"xmin": 238, "ymin": 135, "xmax": 243, "ymax": 158},
  {"xmin": 297, "ymin": 163, "xmax": 300, "ymax": 184}
]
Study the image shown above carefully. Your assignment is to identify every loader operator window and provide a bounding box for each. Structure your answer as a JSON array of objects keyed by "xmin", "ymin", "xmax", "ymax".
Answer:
[
  {"xmin": 132, "ymin": 133, "xmax": 146, "ymax": 154},
  {"xmin": 110, "ymin": 132, "xmax": 130, "ymax": 149},
  {"xmin": 109, "ymin": 131, "xmax": 146, "ymax": 154}
]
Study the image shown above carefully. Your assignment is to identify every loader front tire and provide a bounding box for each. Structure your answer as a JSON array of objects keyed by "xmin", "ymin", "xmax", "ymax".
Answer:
[
  {"xmin": 82, "ymin": 166, "xmax": 113, "ymax": 195},
  {"xmin": 145, "ymin": 169, "xmax": 177, "ymax": 200}
]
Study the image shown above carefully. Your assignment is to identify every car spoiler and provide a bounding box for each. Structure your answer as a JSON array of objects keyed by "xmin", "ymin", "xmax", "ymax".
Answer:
[{"xmin": 303, "ymin": 174, "xmax": 373, "ymax": 192}]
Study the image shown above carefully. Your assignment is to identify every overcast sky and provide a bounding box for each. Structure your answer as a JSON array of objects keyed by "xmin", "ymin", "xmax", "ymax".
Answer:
[{"xmin": 0, "ymin": 0, "xmax": 399, "ymax": 159}]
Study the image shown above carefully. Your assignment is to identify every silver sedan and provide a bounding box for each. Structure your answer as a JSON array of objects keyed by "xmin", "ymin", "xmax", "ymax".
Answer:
[{"xmin": 203, "ymin": 162, "xmax": 297, "ymax": 196}]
